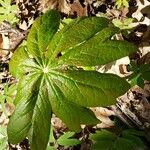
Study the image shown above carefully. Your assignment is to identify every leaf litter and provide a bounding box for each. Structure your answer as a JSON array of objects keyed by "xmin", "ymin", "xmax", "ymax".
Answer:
[{"xmin": 0, "ymin": 0, "xmax": 150, "ymax": 149}]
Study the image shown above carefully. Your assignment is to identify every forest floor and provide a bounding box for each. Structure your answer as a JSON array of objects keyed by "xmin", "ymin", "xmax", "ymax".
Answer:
[{"xmin": 0, "ymin": 0, "xmax": 150, "ymax": 149}]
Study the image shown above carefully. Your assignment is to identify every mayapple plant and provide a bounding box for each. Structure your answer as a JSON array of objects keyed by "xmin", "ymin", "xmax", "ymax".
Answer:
[{"xmin": 7, "ymin": 10, "xmax": 137, "ymax": 150}]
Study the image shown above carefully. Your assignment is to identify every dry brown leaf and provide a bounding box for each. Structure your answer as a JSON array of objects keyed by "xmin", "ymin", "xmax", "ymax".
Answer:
[{"xmin": 91, "ymin": 107, "xmax": 115, "ymax": 128}]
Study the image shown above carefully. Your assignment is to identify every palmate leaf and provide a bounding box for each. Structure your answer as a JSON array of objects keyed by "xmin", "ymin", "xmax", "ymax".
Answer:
[{"xmin": 8, "ymin": 10, "xmax": 136, "ymax": 150}]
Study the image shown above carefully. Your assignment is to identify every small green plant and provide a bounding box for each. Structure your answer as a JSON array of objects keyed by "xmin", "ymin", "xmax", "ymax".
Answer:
[
  {"xmin": 7, "ymin": 10, "xmax": 136, "ymax": 150},
  {"xmin": 90, "ymin": 129, "xmax": 146, "ymax": 150},
  {"xmin": 0, "ymin": 83, "xmax": 17, "ymax": 117},
  {"xmin": 57, "ymin": 131, "xmax": 81, "ymax": 147},
  {"xmin": 115, "ymin": 0, "xmax": 129, "ymax": 8},
  {"xmin": 0, "ymin": 0, "xmax": 18, "ymax": 24},
  {"xmin": 46, "ymin": 129, "xmax": 81, "ymax": 149},
  {"xmin": 128, "ymin": 62, "xmax": 150, "ymax": 88},
  {"xmin": 112, "ymin": 18, "xmax": 133, "ymax": 30},
  {"xmin": 0, "ymin": 125, "xmax": 8, "ymax": 150},
  {"xmin": 0, "ymin": 83, "xmax": 17, "ymax": 104}
]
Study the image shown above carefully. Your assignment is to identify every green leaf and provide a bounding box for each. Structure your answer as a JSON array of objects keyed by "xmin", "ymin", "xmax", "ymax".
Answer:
[
  {"xmin": 142, "ymin": 71, "xmax": 150, "ymax": 81},
  {"xmin": 90, "ymin": 130, "xmax": 117, "ymax": 150},
  {"xmin": 0, "ymin": 15, "xmax": 6, "ymax": 22},
  {"xmin": 0, "ymin": 0, "xmax": 18, "ymax": 23},
  {"xmin": 140, "ymin": 64, "xmax": 150, "ymax": 81},
  {"xmin": 46, "ymin": 128, "xmax": 57, "ymax": 150},
  {"xmin": 122, "ymin": 134, "xmax": 146, "ymax": 149},
  {"xmin": 46, "ymin": 78, "xmax": 99, "ymax": 131},
  {"xmin": 0, "ymin": 7, "xmax": 6, "ymax": 13},
  {"xmin": 48, "ymin": 17, "xmax": 110, "ymax": 61},
  {"xmin": 27, "ymin": 10, "xmax": 60, "ymax": 59},
  {"xmin": 0, "ymin": 95, "xmax": 5, "ymax": 103},
  {"xmin": 0, "ymin": 126, "xmax": 8, "ymax": 150},
  {"xmin": 28, "ymin": 80, "xmax": 52, "ymax": 150},
  {"xmin": 7, "ymin": 74, "xmax": 51, "ymax": 150},
  {"xmin": 6, "ymin": 84, "xmax": 17, "ymax": 96},
  {"xmin": 48, "ymin": 70, "xmax": 130, "ymax": 107},
  {"xmin": 113, "ymin": 18, "xmax": 133, "ymax": 29},
  {"xmin": 7, "ymin": 13, "xmax": 15, "ymax": 21},
  {"xmin": 123, "ymin": 0, "xmax": 129, "ymax": 7},
  {"xmin": 57, "ymin": 132, "xmax": 81, "ymax": 147},
  {"xmin": 122, "ymin": 129, "xmax": 146, "ymax": 149},
  {"xmin": 90, "ymin": 130, "xmax": 117, "ymax": 141},
  {"xmin": 59, "ymin": 132, "xmax": 75, "ymax": 139},
  {"xmin": 57, "ymin": 38, "xmax": 136, "ymax": 67},
  {"xmin": 4, "ymin": 0, "xmax": 11, "ymax": 7},
  {"xmin": 129, "ymin": 73, "xmax": 144, "ymax": 88},
  {"xmin": 7, "ymin": 74, "xmax": 42, "ymax": 143},
  {"xmin": 115, "ymin": 0, "xmax": 129, "ymax": 8},
  {"xmin": 9, "ymin": 46, "xmax": 40, "ymax": 78},
  {"xmin": 1, "ymin": 83, "xmax": 17, "ymax": 104},
  {"xmin": 46, "ymin": 146, "xmax": 56, "ymax": 150},
  {"xmin": 8, "ymin": 10, "xmax": 136, "ymax": 150},
  {"xmin": 90, "ymin": 129, "xmax": 146, "ymax": 150},
  {"xmin": 113, "ymin": 138, "xmax": 135, "ymax": 150},
  {"xmin": 47, "ymin": 18, "xmax": 136, "ymax": 66},
  {"xmin": 10, "ymin": 5, "xmax": 18, "ymax": 13},
  {"xmin": 122, "ymin": 129, "xmax": 145, "ymax": 137},
  {"xmin": 0, "ymin": 0, "xmax": 9, "ymax": 8}
]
